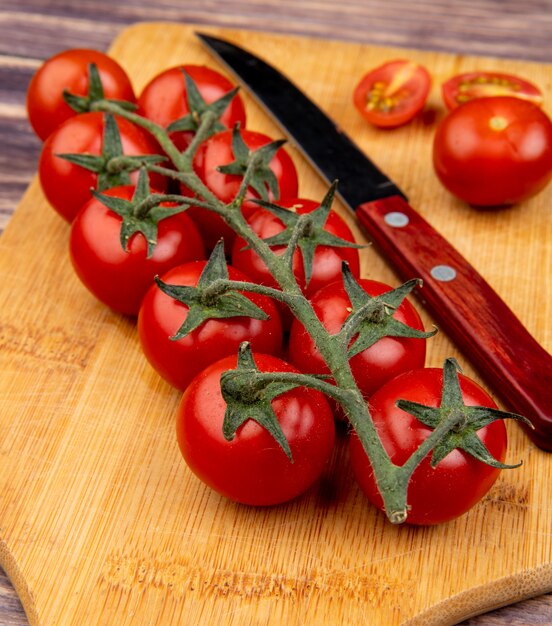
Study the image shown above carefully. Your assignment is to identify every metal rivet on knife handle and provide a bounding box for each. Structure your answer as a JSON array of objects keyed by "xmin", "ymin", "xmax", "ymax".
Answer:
[
  {"xmin": 430, "ymin": 265, "xmax": 457, "ymax": 282},
  {"xmin": 384, "ymin": 211, "xmax": 410, "ymax": 227}
]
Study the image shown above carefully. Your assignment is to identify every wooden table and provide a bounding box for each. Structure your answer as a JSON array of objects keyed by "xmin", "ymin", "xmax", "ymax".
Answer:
[{"xmin": 1, "ymin": 1, "xmax": 551, "ymax": 624}]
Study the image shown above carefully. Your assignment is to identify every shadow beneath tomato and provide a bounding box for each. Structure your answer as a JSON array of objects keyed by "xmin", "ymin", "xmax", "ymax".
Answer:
[
  {"xmin": 315, "ymin": 427, "xmax": 353, "ymax": 507},
  {"xmin": 419, "ymin": 106, "xmax": 440, "ymax": 127},
  {"xmin": 468, "ymin": 201, "xmax": 518, "ymax": 212}
]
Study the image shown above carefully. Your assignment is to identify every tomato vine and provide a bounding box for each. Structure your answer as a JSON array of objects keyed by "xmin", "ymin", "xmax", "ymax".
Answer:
[{"xmin": 27, "ymin": 53, "xmax": 532, "ymax": 524}]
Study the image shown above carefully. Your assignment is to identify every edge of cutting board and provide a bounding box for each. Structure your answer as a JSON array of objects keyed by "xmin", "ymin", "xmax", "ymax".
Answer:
[{"xmin": 1, "ymin": 21, "xmax": 551, "ymax": 626}]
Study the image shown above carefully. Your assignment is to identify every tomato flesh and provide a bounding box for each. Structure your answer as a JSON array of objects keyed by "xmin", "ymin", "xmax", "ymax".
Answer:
[
  {"xmin": 442, "ymin": 71, "xmax": 543, "ymax": 110},
  {"xmin": 353, "ymin": 60, "xmax": 431, "ymax": 128}
]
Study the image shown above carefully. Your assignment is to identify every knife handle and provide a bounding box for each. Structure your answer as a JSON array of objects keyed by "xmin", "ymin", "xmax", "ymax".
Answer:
[{"xmin": 356, "ymin": 195, "xmax": 552, "ymax": 450}]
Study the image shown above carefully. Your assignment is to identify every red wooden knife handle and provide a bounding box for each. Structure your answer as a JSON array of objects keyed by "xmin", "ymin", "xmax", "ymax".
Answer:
[{"xmin": 356, "ymin": 195, "xmax": 552, "ymax": 450}]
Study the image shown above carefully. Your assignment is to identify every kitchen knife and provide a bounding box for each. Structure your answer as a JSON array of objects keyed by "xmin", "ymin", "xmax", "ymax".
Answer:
[{"xmin": 197, "ymin": 32, "xmax": 552, "ymax": 450}]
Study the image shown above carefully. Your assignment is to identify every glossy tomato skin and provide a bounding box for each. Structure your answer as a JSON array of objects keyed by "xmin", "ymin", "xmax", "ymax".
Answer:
[
  {"xmin": 184, "ymin": 129, "xmax": 299, "ymax": 250},
  {"xmin": 433, "ymin": 96, "xmax": 552, "ymax": 206},
  {"xmin": 231, "ymin": 198, "xmax": 360, "ymax": 327},
  {"xmin": 69, "ymin": 185, "xmax": 205, "ymax": 315},
  {"xmin": 137, "ymin": 64, "xmax": 246, "ymax": 151},
  {"xmin": 349, "ymin": 368, "xmax": 508, "ymax": 525},
  {"xmin": 38, "ymin": 111, "xmax": 165, "ymax": 222},
  {"xmin": 138, "ymin": 262, "xmax": 284, "ymax": 391},
  {"xmin": 27, "ymin": 48, "xmax": 136, "ymax": 141},
  {"xmin": 288, "ymin": 278, "xmax": 427, "ymax": 404},
  {"xmin": 442, "ymin": 71, "xmax": 543, "ymax": 111},
  {"xmin": 177, "ymin": 353, "xmax": 335, "ymax": 505},
  {"xmin": 353, "ymin": 59, "xmax": 431, "ymax": 128}
]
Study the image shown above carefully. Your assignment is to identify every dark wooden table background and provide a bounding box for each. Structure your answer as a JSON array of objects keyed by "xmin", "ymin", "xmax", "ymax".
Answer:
[{"xmin": 1, "ymin": 1, "xmax": 552, "ymax": 624}]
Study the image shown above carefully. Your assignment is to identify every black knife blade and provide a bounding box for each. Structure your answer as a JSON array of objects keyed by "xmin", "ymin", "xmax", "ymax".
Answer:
[{"xmin": 196, "ymin": 32, "xmax": 405, "ymax": 206}]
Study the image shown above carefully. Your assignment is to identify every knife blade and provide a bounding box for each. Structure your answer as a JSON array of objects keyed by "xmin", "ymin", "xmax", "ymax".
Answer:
[{"xmin": 197, "ymin": 31, "xmax": 552, "ymax": 450}]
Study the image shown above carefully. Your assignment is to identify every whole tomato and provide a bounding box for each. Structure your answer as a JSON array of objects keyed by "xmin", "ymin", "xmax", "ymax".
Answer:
[
  {"xmin": 137, "ymin": 64, "xmax": 246, "ymax": 151},
  {"xmin": 39, "ymin": 111, "xmax": 165, "ymax": 222},
  {"xmin": 288, "ymin": 278, "xmax": 428, "ymax": 404},
  {"xmin": 69, "ymin": 185, "xmax": 205, "ymax": 315},
  {"xmin": 137, "ymin": 262, "xmax": 284, "ymax": 391},
  {"xmin": 353, "ymin": 59, "xmax": 431, "ymax": 128},
  {"xmin": 176, "ymin": 352, "xmax": 335, "ymax": 505},
  {"xmin": 231, "ymin": 198, "xmax": 361, "ymax": 327},
  {"xmin": 184, "ymin": 129, "xmax": 298, "ymax": 250},
  {"xmin": 433, "ymin": 96, "xmax": 552, "ymax": 206},
  {"xmin": 349, "ymin": 367, "xmax": 508, "ymax": 525},
  {"xmin": 27, "ymin": 48, "xmax": 136, "ymax": 141}
]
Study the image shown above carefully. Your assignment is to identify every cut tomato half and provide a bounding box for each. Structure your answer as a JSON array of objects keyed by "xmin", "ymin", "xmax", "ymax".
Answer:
[
  {"xmin": 442, "ymin": 71, "xmax": 543, "ymax": 110},
  {"xmin": 353, "ymin": 59, "xmax": 431, "ymax": 128}
]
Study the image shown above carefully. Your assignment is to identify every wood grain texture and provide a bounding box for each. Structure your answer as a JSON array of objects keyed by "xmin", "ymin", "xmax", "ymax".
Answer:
[
  {"xmin": 2, "ymin": 1, "xmax": 552, "ymax": 624},
  {"xmin": 1, "ymin": 21, "xmax": 552, "ymax": 626}
]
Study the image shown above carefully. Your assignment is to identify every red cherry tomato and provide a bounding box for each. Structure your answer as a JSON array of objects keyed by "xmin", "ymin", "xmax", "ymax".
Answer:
[
  {"xmin": 38, "ymin": 111, "xmax": 165, "ymax": 222},
  {"xmin": 27, "ymin": 48, "xmax": 135, "ymax": 141},
  {"xmin": 353, "ymin": 59, "xmax": 431, "ymax": 128},
  {"xmin": 137, "ymin": 64, "xmax": 246, "ymax": 151},
  {"xmin": 231, "ymin": 198, "xmax": 361, "ymax": 327},
  {"xmin": 69, "ymin": 185, "xmax": 205, "ymax": 315},
  {"xmin": 442, "ymin": 71, "xmax": 543, "ymax": 111},
  {"xmin": 176, "ymin": 352, "xmax": 335, "ymax": 505},
  {"xmin": 288, "ymin": 278, "xmax": 428, "ymax": 404},
  {"xmin": 138, "ymin": 262, "xmax": 284, "ymax": 391},
  {"xmin": 184, "ymin": 129, "xmax": 299, "ymax": 250},
  {"xmin": 433, "ymin": 96, "xmax": 552, "ymax": 206},
  {"xmin": 349, "ymin": 367, "xmax": 508, "ymax": 525}
]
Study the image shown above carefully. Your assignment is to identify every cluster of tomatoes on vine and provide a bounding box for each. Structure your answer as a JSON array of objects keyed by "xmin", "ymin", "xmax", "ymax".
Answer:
[{"xmin": 25, "ymin": 47, "xmax": 529, "ymax": 525}]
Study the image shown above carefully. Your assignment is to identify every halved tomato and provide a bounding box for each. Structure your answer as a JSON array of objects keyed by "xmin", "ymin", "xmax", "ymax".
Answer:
[
  {"xmin": 442, "ymin": 71, "xmax": 543, "ymax": 110},
  {"xmin": 353, "ymin": 59, "xmax": 431, "ymax": 128}
]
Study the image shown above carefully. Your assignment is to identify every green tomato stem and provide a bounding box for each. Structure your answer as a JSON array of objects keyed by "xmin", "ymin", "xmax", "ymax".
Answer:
[
  {"xmin": 92, "ymin": 100, "xmax": 186, "ymax": 169},
  {"xmin": 200, "ymin": 278, "xmax": 295, "ymax": 307}
]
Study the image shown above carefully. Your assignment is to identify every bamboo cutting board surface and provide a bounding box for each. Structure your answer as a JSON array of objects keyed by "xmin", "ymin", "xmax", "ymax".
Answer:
[{"xmin": 1, "ymin": 22, "xmax": 551, "ymax": 626}]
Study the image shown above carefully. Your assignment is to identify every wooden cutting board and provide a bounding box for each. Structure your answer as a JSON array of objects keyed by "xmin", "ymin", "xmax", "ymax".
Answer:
[{"xmin": 1, "ymin": 22, "xmax": 551, "ymax": 626}]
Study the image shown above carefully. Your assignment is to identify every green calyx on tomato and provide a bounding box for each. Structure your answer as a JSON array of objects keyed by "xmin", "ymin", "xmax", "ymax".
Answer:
[
  {"xmin": 56, "ymin": 113, "xmax": 165, "ymax": 192},
  {"xmin": 398, "ymin": 358, "xmax": 531, "ymax": 468},
  {"xmin": 220, "ymin": 342, "xmax": 303, "ymax": 460},
  {"xmin": 254, "ymin": 182, "xmax": 365, "ymax": 287},
  {"xmin": 91, "ymin": 168, "xmax": 191, "ymax": 257},
  {"xmin": 340, "ymin": 266, "xmax": 437, "ymax": 357},
  {"xmin": 217, "ymin": 125, "xmax": 287, "ymax": 203},
  {"xmin": 167, "ymin": 70, "xmax": 240, "ymax": 139},
  {"xmin": 63, "ymin": 62, "xmax": 137, "ymax": 115},
  {"xmin": 154, "ymin": 240, "xmax": 269, "ymax": 339}
]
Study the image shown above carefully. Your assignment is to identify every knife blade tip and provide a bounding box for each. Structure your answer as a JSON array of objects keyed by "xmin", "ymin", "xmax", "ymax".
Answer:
[{"xmin": 195, "ymin": 31, "xmax": 225, "ymax": 46}]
